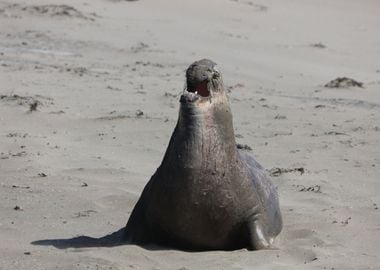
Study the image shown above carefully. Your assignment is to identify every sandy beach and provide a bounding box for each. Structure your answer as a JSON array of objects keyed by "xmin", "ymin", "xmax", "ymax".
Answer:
[{"xmin": 1, "ymin": 0, "xmax": 379, "ymax": 269}]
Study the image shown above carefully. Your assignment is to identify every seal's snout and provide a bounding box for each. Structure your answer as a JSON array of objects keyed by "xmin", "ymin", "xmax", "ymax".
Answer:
[{"xmin": 185, "ymin": 59, "xmax": 219, "ymax": 99}]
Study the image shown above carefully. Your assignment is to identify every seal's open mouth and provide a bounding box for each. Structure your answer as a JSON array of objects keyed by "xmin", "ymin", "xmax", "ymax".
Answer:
[
  {"xmin": 181, "ymin": 80, "xmax": 211, "ymax": 104},
  {"xmin": 187, "ymin": 80, "xmax": 210, "ymax": 97}
]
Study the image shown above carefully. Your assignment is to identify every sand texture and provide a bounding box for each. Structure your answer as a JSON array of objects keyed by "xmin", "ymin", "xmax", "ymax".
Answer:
[{"xmin": 1, "ymin": 0, "xmax": 379, "ymax": 269}]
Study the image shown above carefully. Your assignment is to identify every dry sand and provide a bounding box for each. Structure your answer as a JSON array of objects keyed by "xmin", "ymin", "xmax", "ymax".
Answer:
[{"xmin": 1, "ymin": 0, "xmax": 379, "ymax": 269}]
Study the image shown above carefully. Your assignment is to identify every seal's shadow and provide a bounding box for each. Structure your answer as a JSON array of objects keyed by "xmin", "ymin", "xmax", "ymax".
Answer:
[
  {"xmin": 31, "ymin": 227, "xmax": 127, "ymax": 249},
  {"xmin": 31, "ymin": 228, "xmax": 168, "ymax": 251}
]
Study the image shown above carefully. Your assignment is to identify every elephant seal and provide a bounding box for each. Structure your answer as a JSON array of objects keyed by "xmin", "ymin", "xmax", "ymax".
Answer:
[{"xmin": 124, "ymin": 59, "xmax": 282, "ymax": 250}]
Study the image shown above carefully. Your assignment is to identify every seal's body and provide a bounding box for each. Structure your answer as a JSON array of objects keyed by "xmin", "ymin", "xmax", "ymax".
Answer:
[{"xmin": 124, "ymin": 59, "xmax": 282, "ymax": 250}]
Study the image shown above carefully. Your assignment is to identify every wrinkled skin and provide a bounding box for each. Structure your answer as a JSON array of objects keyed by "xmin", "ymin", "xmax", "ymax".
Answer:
[{"xmin": 124, "ymin": 59, "xmax": 282, "ymax": 250}]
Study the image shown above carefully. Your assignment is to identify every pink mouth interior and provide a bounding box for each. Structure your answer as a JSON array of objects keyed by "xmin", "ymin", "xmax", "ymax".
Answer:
[{"xmin": 196, "ymin": 81, "xmax": 210, "ymax": 97}]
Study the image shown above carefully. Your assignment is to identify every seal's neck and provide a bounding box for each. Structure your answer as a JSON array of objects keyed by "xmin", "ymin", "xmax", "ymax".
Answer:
[{"xmin": 161, "ymin": 101, "xmax": 238, "ymax": 170}]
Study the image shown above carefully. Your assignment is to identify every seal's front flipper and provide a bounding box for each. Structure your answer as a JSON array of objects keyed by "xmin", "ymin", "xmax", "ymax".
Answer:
[
  {"xmin": 124, "ymin": 186, "xmax": 154, "ymax": 245},
  {"xmin": 124, "ymin": 201, "xmax": 152, "ymax": 244},
  {"xmin": 124, "ymin": 178, "xmax": 155, "ymax": 245},
  {"xmin": 246, "ymin": 219, "xmax": 273, "ymax": 250}
]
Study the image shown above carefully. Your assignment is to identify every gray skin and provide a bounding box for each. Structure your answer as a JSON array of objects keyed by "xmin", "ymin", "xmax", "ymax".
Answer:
[{"xmin": 124, "ymin": 59, "xmax": 282, "ymax": 250}]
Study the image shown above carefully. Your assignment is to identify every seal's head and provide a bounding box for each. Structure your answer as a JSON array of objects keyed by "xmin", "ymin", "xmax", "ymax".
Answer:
[
  {"xmin": 181, "ymin": 59, "xmax": 225, "ymax": 107},
  {"xmin": 171, "ymin": 59, "xmax": 235, "ymax": 167}
]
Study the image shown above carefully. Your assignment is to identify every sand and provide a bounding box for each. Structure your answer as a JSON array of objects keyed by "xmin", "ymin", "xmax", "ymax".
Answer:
[{"xmin": 1, "ymin": 0, "xmax": 379, "ymax": 269}]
